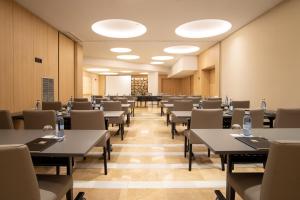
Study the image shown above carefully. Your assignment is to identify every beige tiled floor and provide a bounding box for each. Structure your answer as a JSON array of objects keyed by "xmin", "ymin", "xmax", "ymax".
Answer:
[{"xmin": 37, "ymin": 106, "xmax": 263, "ymax": 199}]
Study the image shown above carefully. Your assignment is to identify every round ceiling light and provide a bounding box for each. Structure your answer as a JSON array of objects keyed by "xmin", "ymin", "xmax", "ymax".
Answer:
[
  {"xmin": 152, "ymin": 56, "xmax": 174, "ymax": 61},
  {"xmin": 175, "ymin": 19, "xmax": 232, "ymax": 38},
  {"xmin": 164, "ymin": 45, "xmax": 200, "ymax": 54},
  {"xmin": 91, "ymin": 19, "xmax": 147, "ymax": 38},
  {"xmin": 151, "ymin": 61, "xmax": 164, "ymax": 65},
  {"xmin": 110, "ymin": 47, "xmax": 132, "ymax": 53},
  {"xmin": 117, "ymin": 55, "xmax": 140, "ymax": 60}
]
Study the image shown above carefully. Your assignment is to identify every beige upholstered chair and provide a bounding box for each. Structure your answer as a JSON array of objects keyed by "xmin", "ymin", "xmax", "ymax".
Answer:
[
  {"xmin": 168, "ymin": 97, "xmax": 184, "ymax": 104},
  {"xmin": 227, "ymin": 142, "xmax": 300, "ymax": 200},
  {"xmin": 71, "ymin": 110, "xmax": 110, "ymax": 175},
  {"xmin": 23, "ymin": 110, "xmax": 56, "ymax": 129},
  {"xmin": 102, "ymin": 101, "xmax": 125, "ymax": 140},
  {"xmin": 170, "ymin": 100, "xmax": 194, "ymax": 139},
  {"xmin": 0, "ymin": 110, "xmax": 14, "ymax": 129},
  {"xmin": 116, "ymin": 98, "xmax": 128, "ymax": 104},
  {"xmin": 202, "ymin": 100, "xmax": 222, "ymax": 109},
  {"xmin": 207, "ymin": 97, "xmax": 222, "ymax": 101},
  {"xmin": 184, "ymin": 109, "xmax": 223, "ymax": 171},
  {"xmin": 186, "ymin": 97, "xmax": 201, "ymax": 104},
  {"xmin": 232, "ymin": 100, "xmax": 250, "ymax": 109},
  {"xmin": 72, "ymin": 102, "xmax": 93, "ymax": 110},
  {"xmin": 42, "ymin": 101, "xmax": 62, "ymax": 111},
  {"xmin": 231, "ymin": 109, "xmax": 245, "ymax": 127},
  {"xmin": 250, "ymin": 109, "xmax": 265, "ymax": 128},
  {"xmin": 274, "ymin": 108, "xmax": 300, "ymax": 128},
  {"xmin": 73, "ymin": 98, "xmax": 89, "ymax": 102},
  {"xmin": 0, "ymin": 144, "xmax": 73, "ymax": 200}
]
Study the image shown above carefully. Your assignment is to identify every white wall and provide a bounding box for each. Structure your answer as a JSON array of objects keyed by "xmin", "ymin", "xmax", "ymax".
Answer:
[
  {"xmin": 221, "ymin": 0, "xmax": 300, "ymax": 110},
  {"xmin": 148, "ymin": 72, "xmax": 159, "ymax": 95},
  {"xmin": 105, "ymin": 76, "xmax": 131, "ymax": 96}
]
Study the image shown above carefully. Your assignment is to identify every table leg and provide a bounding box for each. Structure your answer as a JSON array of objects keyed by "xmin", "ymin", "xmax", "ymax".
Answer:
[
  {"xmin": 67, "ymin": 157, "xmax": 73, "ymax": 175},
  {"xmin": 121, "ymin": 123, "xmax": 124, "ymax": 140},
  {"xmin": 226, "ymin": 154, "xmax": 235, "ymax": 200},
  {"xmin": 167, "ymin": 113, "xmax": 170, "ymax": 126},
  {"xmin": 161, "ymin": 107, "xmax": 163, "ymax": 116},
  {"xmin": 127, "ymin": 113, "xmax": 130, "ymax": 127},
  {"xmin": 133, "ymin": 107, "xmax": 135, "ymax": 117},
  {"xmin": 105, "ymin": 119, "xmax": 109, "ymax": 130},
  {"xmin": 269, "ymin": 117, "xmax": 274, "ymax": 128}
]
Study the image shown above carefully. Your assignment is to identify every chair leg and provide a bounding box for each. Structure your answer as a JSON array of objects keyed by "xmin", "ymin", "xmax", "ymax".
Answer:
[
  {"xmin": 184, "ymin": 136, "xmax": 187, "ymax": 158},
  {"xmin": 66, "ymin": 188, "xmax": 73, "ymax": 200},
  {"xmin": 189, "ymin": 143, "xmax": 192, "ymax": 171},
  {"xmin": 56, "ymin": 166, "xmax": 60, "ymax": 175},
  {"xmin": 208, "ymin": 148, "xmax": 211, "ymax": 157},
  {"xmin": 107, "ymin": 139, "xmax": 111, "ymax": 160},
  {"xmin": 103, "ymin": 147, "xmax": 107, "ymax": 175}
]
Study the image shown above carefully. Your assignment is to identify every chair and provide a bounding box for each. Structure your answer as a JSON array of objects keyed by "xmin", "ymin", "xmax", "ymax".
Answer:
[
  {"xmin": 186, "ymin": 97, "xmax": 201, "ymax": 105},
  {"xmin": 232, "ymin": 101, "xmax": 250, "ymax": 109},
  {"xmin": 207, "ymin": 97, "xmax": 222, "ymax": 101},
  {"xmin": 184, "ymin": 109, "xmax": 223, "ymax": 171},
  {"xmin": 73, "ymin": 98, "xmax": 88, "ymax": 102},
  {"xmin": 231, "ymin": 109, "xmax": 245, "ymax": 128},
  {"xmin": 250, "ymin": 109, "xmax": 264, "ymax": 128},
  {"xmin": 170, "ymin": 100, "xmax": 193, "ymax": 139},
  {"xmin": 168, "ymin": 97, "xmax": 184, "ymax": 104},
  {"xmin": 227, "ymin": 142, "xmax": 300, "ymax": 200},
  {"xmin": 42, "ymin": 101, "xmax": 62, "ymax": 111},
  {"xmin": 23, "ymin": 110, "xmax": 56, "ymax": 129},
  {"xmin": 202, "ymin": 100, "xmax": 222, "ymax": 109},
  {"xmin": 274, "ymin": 108, "xmax": 300, "ymax": 128},
  {"xmin": 0, "ymin": 144, "xmax": 73, "ymax": 200},
  {"xmin": 71, "ymin": 110, "xmax": 110, "ymax": 175},
  {"xmin": 0, "ymin": 110, "xmax": 14, "ymax": 129},
  {"xmin": 72, "ymin": 102, "xmax": 93, "ymax": 110},
  {"xmin": 115, "ymin": 98, "xmax": 128, "ymax": 104},
  {"xmin": 102, "ymin": 101, "xmax": 125, "ymax": 140}
]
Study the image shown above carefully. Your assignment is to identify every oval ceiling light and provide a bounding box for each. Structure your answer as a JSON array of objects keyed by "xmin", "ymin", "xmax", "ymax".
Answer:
[
  {"xmin": 110, "ymin": 47, "xmax": 132, "ymax": 53},
  {"xmin": 175, "ymin": 19, "xmax": 232, "ymax": 38},
  {"xmin": 91, "ymin": 19, "xmax": 147, "ymax": 38},
  {"xmin": 86, "ymin": 68, "xmax": 110, "ymax": 72},
  {"xmin": 164, "ymin": 45, "xmax": 200, "ymax": 54},
  {"xmin": 140, "ymin": 72, "xmax": 148, "ymax": 75},
  {"xmin": 99, "ymin": 72, "xmax": 118, "ymax": 75},
  {"xmin": 120, "ymin": 70, "xmax": 133, "ymax": 73},
  {"xmin": 152, "ymin": 56, "xmax": 174, "ymax": 61},
  {"xmin": 117, "ymin": 55, "xmax": 140, "ymax": 60},
  {"xmin": 151, "ymin": 61, "xmax": 164, "ymax": 65}
]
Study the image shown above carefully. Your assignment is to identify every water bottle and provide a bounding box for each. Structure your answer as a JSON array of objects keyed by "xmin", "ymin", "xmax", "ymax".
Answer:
[
  {"xmin": 67, "ymin": 99, "xmax": 72, "ymax": 113},
  {"xmin": 229, "ymin": 99, "xmax": 233, "ymax": 111},
  {"xmin": 243, "ymin": 114, "xmax": 252, "ymax": 136},
  {"xmin": 35, "ymin": 100, "xmax": 41, "ymax": 110},
  {"xmin": 225, "ymin": 96, "xmax": 229, "ymax": 106},
  {"xmin": 57, "ymin": 116, "xmax": 64, "ymax": 139},
  {"xmin": 261, "ymin": 98, "xmax": 267, "ymax": 111}
]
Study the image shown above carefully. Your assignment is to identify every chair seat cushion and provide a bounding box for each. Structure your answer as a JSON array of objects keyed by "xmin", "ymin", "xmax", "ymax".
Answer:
[
  {"xmin": 37, "ymin": 175, "xmax": 73, "ymax": 200},
  {"xmin": 228, "ymin": 173, "xmax": 263, "ymax": 200}
]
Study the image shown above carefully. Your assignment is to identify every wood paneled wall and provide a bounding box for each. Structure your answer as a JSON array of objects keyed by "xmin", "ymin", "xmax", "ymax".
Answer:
[
  {"xmin": 75, "ymin": 43, "xmax": 83, "ymax": 98},
  {"xmin": 0, "ymin": 0, "xmax": 82, "ymax": 112},
  {"xmin": 82, "ymin": 71, "xmax": 103, "ymax": 99},
  {"xmin": 159, "ymin": 75, "xmax": 192, "ymax": 96}
]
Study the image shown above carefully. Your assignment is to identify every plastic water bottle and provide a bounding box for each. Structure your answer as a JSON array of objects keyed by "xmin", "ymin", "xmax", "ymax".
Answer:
[
  {"xmin": 67, "ymin": 99, "xmax": 72, "ymax": 113},
  {"xmin": 243, "ymin": 114, "xmax": 252, "ymax": 136},
  {"xmin": 229, "ymin": 99, "xmax": 233, "ymax": 111},
  {"xmin": 261, "ymin": 98, "xmax": 267, "ymax": 111},
  {"xmin": 57, "ymin": 117, "xmax": 64, "ymax": 139},
  {"xmin": 225, "ymin": 96, "xmax": 229, "ymax": 106},
  {"xmin": 35, "ymin": 100, "xmax": 41, "ymax": 110}
]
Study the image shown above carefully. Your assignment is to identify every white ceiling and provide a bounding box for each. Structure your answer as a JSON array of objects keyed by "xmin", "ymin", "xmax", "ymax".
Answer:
[{"xmin": 16, "ymin": 0, "xmax": 283, "ymax": 69}]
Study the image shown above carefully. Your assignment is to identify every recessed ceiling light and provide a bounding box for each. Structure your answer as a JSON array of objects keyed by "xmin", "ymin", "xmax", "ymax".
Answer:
[
  {"xmin": 140, "ymin": 72, "xmax": 148, "ymax": 75},
  {"xmin": 175, "ymin": 19, "xmax": 232, "ymax": 38},
  {"xmin": 99, "ymin": 72, "xmax": 118, "ymax": 75},
  {"xmin": 164, "ymin": 45, "xmax": 200, "ymax": 54},
  {"xmin": 151, "ymin": 61, "xmax": 164, "ymax": 65},
  {"xmin": 120, "ymin": 70, "xmax": 132, "ymax": 73},
  {"xmin": 110, "ymin": 47, "xmax": 132, "ymax": 53},
  {"xmin": 117, "ymin": 55, "xmax": 140, "ymax": 60},
  {"xmin": 86, "ymin": 68, "xmax": 110, "ymax": 72},
  {"xmin": 152, "ymin": 56, "xmax": 174, "ymax": 61},
  {"xmin": 91, "ymin": 19, "xmax": 147, "ymax": 38}
]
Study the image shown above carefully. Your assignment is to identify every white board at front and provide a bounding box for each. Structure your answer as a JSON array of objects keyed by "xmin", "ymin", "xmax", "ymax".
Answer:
[{"xmin": 105, "ymin": 75, "xmax": 131, "ymax": 96}]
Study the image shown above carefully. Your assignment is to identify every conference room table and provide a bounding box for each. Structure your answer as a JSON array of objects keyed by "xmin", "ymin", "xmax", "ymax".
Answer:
[
  {"xmin": 170, "ymin": 110, "xmax": 276, "ymax": 132},
  {"xmin": 190, "ymin": 128, "xmax": 300, "ymax": 200},
  {"xmin": 161, "ymin": 103, "xmax": 200, "ymax": 117}
]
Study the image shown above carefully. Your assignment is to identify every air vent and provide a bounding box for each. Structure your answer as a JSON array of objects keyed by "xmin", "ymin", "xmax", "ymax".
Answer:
[{"xmin": 42, "ymin": 78, "xmax": 54, "ymax": 102}]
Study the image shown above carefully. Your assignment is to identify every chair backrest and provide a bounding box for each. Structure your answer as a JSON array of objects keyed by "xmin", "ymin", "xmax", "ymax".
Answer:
[
  {"xmin": 202, "ymin": 100, "xmax": 222, "ymax": 109},
  {"xmin": 191, "ymin": 109, "xmax": 223, "ymax": 129},
  {"xmin": 231, "ymin": 109, "xmax": 245, "ymax": 127},
  {"xmin": 232, "ymin": 101, "xmax": 250, "ymax": 109},
  {"xmin": 73, "ymin": 98, "xmax": 88, "ymax": 102},
  {"xmin": 274, "ymin": 108, "xmax": 300, "ymax": 128},
  {"xmin": 0, "ymin": 110, "xmax": 14, "ymax": 129},
  {"xmin": 260, "ymin": 142, "xmax": 300, "ymax": 200},
  {"xmin": 168, "ymin": 97, "xmax": 184, "ymax": 104},
  {"xmin": 71, "ymin": 110, "xmax": 105, "ymax": 130},
  {"xmin": 102, "ymin": 101, "xmax": 122, "ymax": 111},
  {"xmin": 23, "ymin": 110, "xmax": 56, "ymax": 129},
  {"xmin": 173, "ymin": 100, "xmax": 193, "ymax": 111},
  {"xmin": 0, "ymin": 144, "xmax": 40, "ymax": 200},
  {"xmin": 116, "ymin": 98, "xmax": 128, "ymax": 104},
  {"xmin": 42, "ymin": 101, "xmax": 62, "ymax": 111},
  {"xmin": 207, "ymin": 97, "xmax": 222, "ymax": 101},
  {"xmin": 186, "ymin": 97, "xmax": 201, "ymax": 104},
  {"xmin": 250, "ymin": 109, "xmax": 264, "ymax": 128},
  {"xmin": 72, "ymin": 102, "xmax": 93, "ymax": 110}
]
